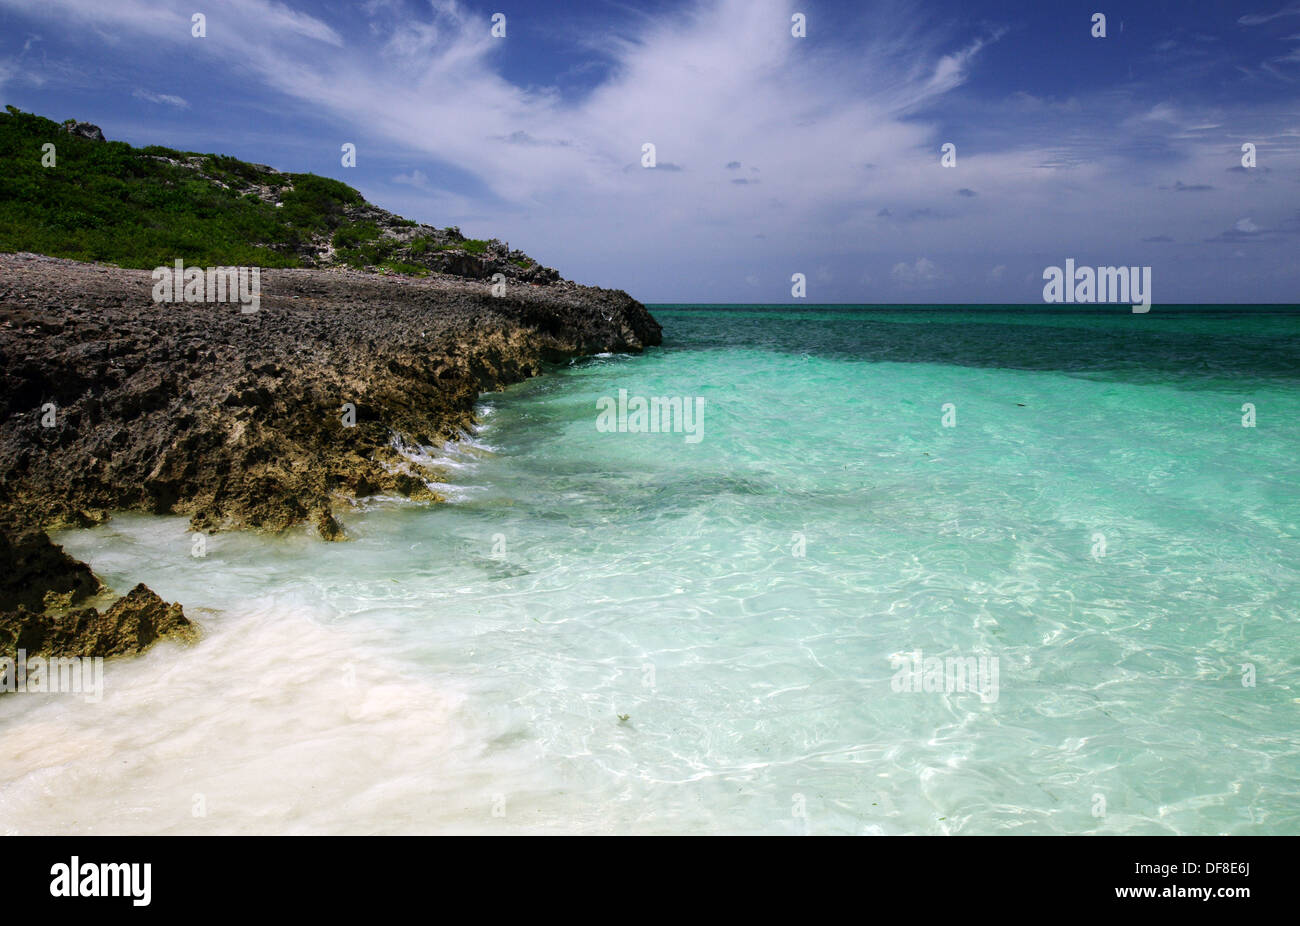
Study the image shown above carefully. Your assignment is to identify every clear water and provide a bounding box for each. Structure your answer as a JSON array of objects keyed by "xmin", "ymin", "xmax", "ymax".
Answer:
[{"xmin": 2, "ymin": 306, "xmax": 1298, "ymax": 834}]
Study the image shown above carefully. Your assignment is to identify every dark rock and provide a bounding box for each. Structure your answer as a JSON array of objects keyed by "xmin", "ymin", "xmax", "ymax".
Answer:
[
  {"xmin": 0, "ymin": 255, "xmax": 661, "ymax": 536},
  {"xmin": 315, "ymin": 507, "xmax": 344, "ymax": 541},
  {"xmin": 0, "ymin": 583, "xmax": 195, "ymax": 659},
  {"xmin": 60, "ymin": 120, "xmax": 105, "ymax": 142},
  {"xmin": 0, "ymin": 528, "xmax": 99, "ymax": 612}
]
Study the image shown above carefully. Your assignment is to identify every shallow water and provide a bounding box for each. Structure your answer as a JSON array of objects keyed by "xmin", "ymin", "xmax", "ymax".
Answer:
[{"xmin": 3, "ymin": 305, "xmax": 1298, "ymax": 834}]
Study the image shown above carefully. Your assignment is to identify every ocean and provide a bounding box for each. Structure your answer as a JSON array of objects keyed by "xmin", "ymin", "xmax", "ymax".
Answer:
[{"xmin": 2, "ymin": 305, "xmax": 1297, "ymax": 834}]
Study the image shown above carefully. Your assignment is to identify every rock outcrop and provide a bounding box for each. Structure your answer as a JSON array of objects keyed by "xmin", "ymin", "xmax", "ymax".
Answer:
[
  {"xmin": 0, "ymin": 252, "xmax": 660, "ymax": 535},
  {"xmin": 0, "ymin": 252, "xmax": 661, "ymax": 658},
  {"xmin": 0, "ymin": 583, "xmax": 195, "ymax": 660},
  {"xmin": 0, "ymin": 527, "xmax": 100, "ymax": 612},
  {"xmin": 59, "ymin": 119, "xmax": 105, "ymax": 142}
]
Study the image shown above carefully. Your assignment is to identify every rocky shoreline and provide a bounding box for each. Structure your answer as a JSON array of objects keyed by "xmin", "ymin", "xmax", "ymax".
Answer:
[{"xmin": 0, "ymin": 251, "xmax": 661, "ymax": 660}]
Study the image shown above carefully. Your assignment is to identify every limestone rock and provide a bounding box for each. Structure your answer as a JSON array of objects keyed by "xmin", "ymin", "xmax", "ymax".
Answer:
[
  {"xmin": 60, "ymin": 120, "xmax": 105, "ymax": 142},
  {"xmin": 0, "ymin": 583, "xmax": 196, "ymax": 659}
]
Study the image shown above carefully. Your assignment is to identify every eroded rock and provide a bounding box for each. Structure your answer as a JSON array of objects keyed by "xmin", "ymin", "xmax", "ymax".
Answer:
[
  {"xmin": 0, "ymin": 253, "xmax": 661, "ymax": 659},
  {"xmin": 0, "ymin": 528, "xmax": 99, "ymax": 612},
  {"xmin": 0, "ymin": 583, "xmax": 195, "ymax": 659},
  {"xmin": 0, "ymin": 254, "xmax": 661, "ymax": 535}
]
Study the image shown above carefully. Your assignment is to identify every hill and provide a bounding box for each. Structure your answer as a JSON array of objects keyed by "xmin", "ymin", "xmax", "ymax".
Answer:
[{"xmin": 0, "ymin": 106, "xmax": 558, "ymax": 282}]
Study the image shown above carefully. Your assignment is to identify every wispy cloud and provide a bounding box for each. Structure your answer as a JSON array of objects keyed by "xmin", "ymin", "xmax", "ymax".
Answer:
[
  {"xmin": 1238, "ymin": 4, "xmax": 1300, "ymax": 26},
  {"xmin": 132, "ymin": 88, "xmax": 188, "ymax": 108},
  {"xmin": 393, "ymin": 169, "xmax": 431, "ymax": 191}
]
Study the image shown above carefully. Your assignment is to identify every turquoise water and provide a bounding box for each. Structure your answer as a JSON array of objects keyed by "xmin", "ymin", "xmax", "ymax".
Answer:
[{"xmin": 4, "ymin": 305, "xmax": 1298, "ymax": 834}]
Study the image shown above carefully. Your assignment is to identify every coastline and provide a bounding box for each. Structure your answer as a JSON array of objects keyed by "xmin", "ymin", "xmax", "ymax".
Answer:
[{"xmin": 0, "ymin": 251, "xmax": 661, "ymax": 662}]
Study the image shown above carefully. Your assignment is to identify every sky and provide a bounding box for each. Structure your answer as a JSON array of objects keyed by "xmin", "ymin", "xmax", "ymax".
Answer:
[{"xmin": 1, "ymin": 0, "xmax": 1298, "ymax": 303}]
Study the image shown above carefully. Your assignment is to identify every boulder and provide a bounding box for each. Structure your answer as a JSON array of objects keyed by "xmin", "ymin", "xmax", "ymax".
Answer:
[{"xmin": 60, "ymin": 120, "xmax": 105, "ymax": 142}]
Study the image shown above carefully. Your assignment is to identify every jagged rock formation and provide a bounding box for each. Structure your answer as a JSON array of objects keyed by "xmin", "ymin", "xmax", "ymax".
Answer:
[
  {"xmin": 0, "ymin": 253, "xmax": 661, "ymax": 657},
  {"xmin": 0, "ymin": 527, "xmax": 100, "ymax": 613},
  {"xmin": 1, "ymin": 583, "xmax": 195, "ymax": 660},
  {"xmin": 0, "ymin": 253, "xmax": 660, "ymax": 536},
  {"xmin": 59, "ymin": 119, "xmax": 106, "ymax": 143}
]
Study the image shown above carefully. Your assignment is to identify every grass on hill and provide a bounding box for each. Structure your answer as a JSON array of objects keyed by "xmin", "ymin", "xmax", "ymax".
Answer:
[{"xmin": 0, "ymin": 106, "xmax": 400, "ymax": 270}]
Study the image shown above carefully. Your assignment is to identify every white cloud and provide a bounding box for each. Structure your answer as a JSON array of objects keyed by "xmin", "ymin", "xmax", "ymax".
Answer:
[
  {"xmin": 891, "ymin": 257, "xmax": 941, "ymax": 286},
  {"xmin": 1138, "ymin": 103, "xmax": 1179, "ymax": 124},
  {"xmin": 0, "ymin": 53, "xmax": 46, "ymax": 91},
  {"xmin": 1238, "ymin": 5, "xmax": 1300, "ymax": 26},
  {"xmin": 914, "ymin": 29, "xmax": 1007, "ymax": 103},
  {"xmin": 133, "ymin": 88, "xmax": 189, "ymax": 108},
  {"xmin": 393, "ymin": 169, "xmax": 431, "ymax": 191}
]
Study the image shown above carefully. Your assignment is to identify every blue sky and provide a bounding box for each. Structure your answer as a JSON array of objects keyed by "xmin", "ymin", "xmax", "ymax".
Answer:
[{"xmin": 2, "ymin": 0, "xmax": 1298, "ymax": 303}]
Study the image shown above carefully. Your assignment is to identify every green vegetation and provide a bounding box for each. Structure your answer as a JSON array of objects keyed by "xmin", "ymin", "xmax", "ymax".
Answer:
[
  {"xmin": 331, "ymin": 221, "xmax": 380, "ymax": 250},
  {"xmin": 0, "ymin": 107, "xmax": 363, "ymax": 269},
  {"xmin": 0, "ymin": 108, "xmax": 538, "ymax": 277},
  {"xmin": 334, "ymin": 241, "xmax": 397, "ymax": 269},
  {"xmin": 378, "ymin": 259, "xmax": 428, "ymax": 276},
  {"xmin": 330, "ymin": 220, "xmax": 401, "ymax": 268}
]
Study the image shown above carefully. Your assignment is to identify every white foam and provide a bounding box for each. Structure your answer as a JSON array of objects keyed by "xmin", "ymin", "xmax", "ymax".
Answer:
[{"xmin": 0, "ymin": 596, "xmax": 562, "ymax": 834}]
